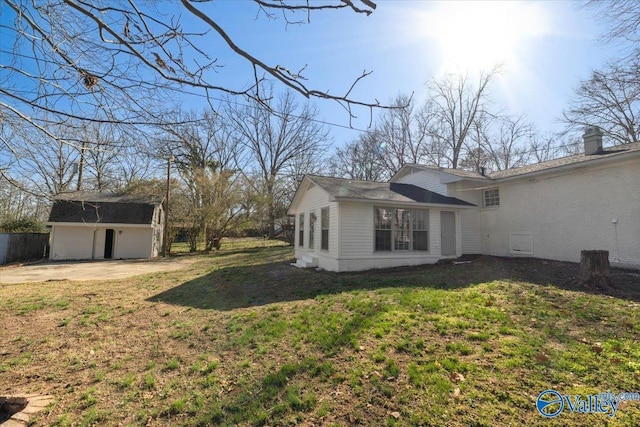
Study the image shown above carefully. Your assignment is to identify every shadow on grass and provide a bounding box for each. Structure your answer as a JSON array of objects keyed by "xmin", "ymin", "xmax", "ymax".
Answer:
[{"xmin": 147, "ymin": 249, "xmax": 640, "ymax": 311}]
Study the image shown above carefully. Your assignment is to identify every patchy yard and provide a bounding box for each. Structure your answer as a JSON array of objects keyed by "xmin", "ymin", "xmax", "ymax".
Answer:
[{"xmin": 0, "ymin": 244, "xmax": 639, "ymax": 426}]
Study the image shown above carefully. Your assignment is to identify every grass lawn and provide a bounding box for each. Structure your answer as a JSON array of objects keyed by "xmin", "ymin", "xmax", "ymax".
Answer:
[{"xmin": 1, "ymin": 240, "xmax": 639, "ymax": 426}]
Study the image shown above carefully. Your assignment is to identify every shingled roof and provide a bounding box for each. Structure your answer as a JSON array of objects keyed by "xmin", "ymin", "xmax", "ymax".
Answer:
[
  {"xmin": 306, "ymin": 175, "xmax": 475, "ymax": 207},
  {"xmin": 489, "ymin": 142, "xmax": 640, "ymax": 179},
  {"xmin": 48, "ymin": 192, "xmax": 163, "ymax": 225},
  {"xmin": 404, "ymin": 142, "xmax": 640, "ymax": 181}
]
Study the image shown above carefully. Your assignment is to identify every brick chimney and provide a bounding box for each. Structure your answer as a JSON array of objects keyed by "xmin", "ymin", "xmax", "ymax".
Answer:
[{"xmin": 582, "ymin": 126, "xmax": 603, "ymax": 155}]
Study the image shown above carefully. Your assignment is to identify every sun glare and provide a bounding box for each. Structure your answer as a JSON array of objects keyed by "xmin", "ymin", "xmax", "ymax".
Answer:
[{"xmin": 417, "ymin": 1, "xmax": 548, "ymax": 74}]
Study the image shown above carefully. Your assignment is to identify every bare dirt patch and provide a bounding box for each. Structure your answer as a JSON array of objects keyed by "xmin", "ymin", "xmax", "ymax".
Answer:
[{"xmin": 0, "ymin": 257, "xmax": 197, "ymax": 284}]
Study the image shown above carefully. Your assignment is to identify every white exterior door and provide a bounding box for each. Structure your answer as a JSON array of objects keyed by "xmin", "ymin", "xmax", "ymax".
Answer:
[{"xmin": 441, "ymin": 211, "xmax": 456, "ymax": 256}]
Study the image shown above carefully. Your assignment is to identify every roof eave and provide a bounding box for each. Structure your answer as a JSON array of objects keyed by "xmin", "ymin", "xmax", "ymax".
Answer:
[
  {"xmin": 333, "ymin": 197, "xmax": 476, "ymax": 209},
  {"xmin": 47, "ymin": 222, "xmax": 154, "ymax": 228}
]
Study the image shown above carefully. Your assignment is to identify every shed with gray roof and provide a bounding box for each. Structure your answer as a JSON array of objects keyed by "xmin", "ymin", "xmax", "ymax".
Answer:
[{"xmin": 47, "ymin": 192, "xmax": 164, "ymax": 261}]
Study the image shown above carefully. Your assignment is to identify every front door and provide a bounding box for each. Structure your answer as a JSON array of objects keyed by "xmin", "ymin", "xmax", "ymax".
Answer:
[
  {"xmin": 104, "ymin": 229, "xmax": 115, "ymax": 259},
  {"xmin": 440, "ymin": 211, "xmax": 456, "ymax": 256}
]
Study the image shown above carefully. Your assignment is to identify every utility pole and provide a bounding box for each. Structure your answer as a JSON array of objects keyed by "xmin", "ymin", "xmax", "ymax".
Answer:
[
  {"xmin": 162, "ymin": 154, "xmax": 174, "ymax": 257},
  {"xmin": 76, "ymin": 140, "xmax": 87, "ymax": 190}
]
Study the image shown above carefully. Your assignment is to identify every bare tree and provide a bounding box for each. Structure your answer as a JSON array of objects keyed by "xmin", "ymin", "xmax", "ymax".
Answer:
[
  {"xmin": 482, "ymin": 115, "xmax": 533, "ymax": 171},
  {"xmin": 114, "ymin": 144, "xmax": 158, "ymax": 191},
  {"xmin": 425, "ymin": 68, "xmax": 499, "ymax": 168},
  {"xmin": 457, "ymin": 118, "xmax": 490, "ymax": 173},
  {"xmin": 228, "ymin": 87, "xmax": 329, "ymax": 238},
  {"xmin": 77, "ymin": 123, "xmax": 127, "ymax": 191},
  {"xmin": 584, "ymin": 0, "xmax": 640, "ymax": 46},
  {"xmin": 1, "ymin": 0, "xmax": 391, "ymax": 165},
  {"xmin": 566, "ymin": 2, "xmax": 640, "ymax": 145},
  {"xmin": 563, "ymin": 62, "xmax": 640, "ymax": 145},
  {"xmin": 329, "ymin": 131, "xmax": 388, "ymax": 181},
  {"xmin": 0, "ymin": 178, "xmax": 48, "ymax": 222},
  {"xmin": 12, "ymin": 127, "xmax": 80, "ymax": 197},
  {"xmin": 529, "ymin": 133, "xmax": 558, "ymax": 163},
  {"xmin": 375, "ymin": 94, "xmax": 430, "ymax": 173}
]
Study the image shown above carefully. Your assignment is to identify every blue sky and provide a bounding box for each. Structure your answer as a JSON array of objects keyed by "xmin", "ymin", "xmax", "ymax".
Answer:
[
  {"xmin": 0, "ymin": 1, "xmax": 624, "ymax": 151},
  {"xmin": 179, "ymin": 0, "xmax": 622, "ymax": 148}
]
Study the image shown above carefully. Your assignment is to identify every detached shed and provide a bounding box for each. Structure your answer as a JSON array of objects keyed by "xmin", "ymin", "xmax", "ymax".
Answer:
[{"xmin": 47, "ymin": 192, "xmax": 164, "ymax": 261}]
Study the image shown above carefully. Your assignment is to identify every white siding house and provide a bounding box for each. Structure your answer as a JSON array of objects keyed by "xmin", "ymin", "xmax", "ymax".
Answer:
[
  {"xmin": 288, "ymin": 176, "xmax": 475, "ymax": 272},
  {"xmin": 289, "ymin": 128, "xmax": 640, "ymax": 272},
  {"xmin": 47, "ymin": 192, "xmax": 164, "ymax": 261},
  {"xmin": 391, "ymin": 128, "xmax": 640, "ymax": 269}
]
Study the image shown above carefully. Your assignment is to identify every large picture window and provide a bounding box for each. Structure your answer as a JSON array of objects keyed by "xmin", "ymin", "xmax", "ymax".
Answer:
[
  {"xmin": 374, "ymin": 207, "xmax": 429, "ymax": 252},
  {"xmin": 483, "ymin": 188, "xmax": 500, "ymax": 208},
  {"xmin": 298, "ymin": 213, "xmax": 304, "ymax": 247},
  {"xmin": 321, "ymin": 207, "xmax": 329, "ymax": 251},
  {"xmin": 309, "ymin": 211, "xmax": 316, "ymax": 250}
]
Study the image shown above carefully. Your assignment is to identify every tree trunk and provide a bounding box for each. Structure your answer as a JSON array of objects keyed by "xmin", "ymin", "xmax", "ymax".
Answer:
[{"xmin": 579, "ymin": 250, "xmax": 614, "ymax": 290}]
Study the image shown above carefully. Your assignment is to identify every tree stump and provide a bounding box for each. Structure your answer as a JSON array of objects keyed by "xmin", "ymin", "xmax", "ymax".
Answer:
[{"xmin": 579, "ymin": 250, "xmax": 614, "ymax": 290}]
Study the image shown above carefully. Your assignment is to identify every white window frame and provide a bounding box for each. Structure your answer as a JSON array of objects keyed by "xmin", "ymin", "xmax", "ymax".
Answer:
[
  {"xmin": 412, "ymin": 209, "xmax": 429, "ymax": 251},
  {"xmin": 309, "ymin": 211, "xmax": 316, "ymax": 251},
  {"xmin": 321, "ymin": 207, "xmax": 329, "ymax": 251},
  {"xmin": 374, "ymin": 207, "xmax": 392, "ymax": 252},
  {"xmin": 483, "ymin": 188, "xmax": 500, "ymax": 208},
  {"xmin": 374, "ymin": 207, "xmax": 430, "ymax": 252},
  {"xmin": 298, "ymin": 213, "xmax": 304, "ymax": 247}
]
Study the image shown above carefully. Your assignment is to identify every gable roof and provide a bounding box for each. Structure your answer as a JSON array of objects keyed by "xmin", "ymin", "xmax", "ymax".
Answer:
[
  {"xmin": 289, "ymin": 175, "xmax": 475, "ymax": 211},
  {"xmin": 48, "ymin": 191, "xmax": 163, "ymax": 225},
  {"xmin": 394, "ymin": 142, "xmax": 640, "ymax": 183}
]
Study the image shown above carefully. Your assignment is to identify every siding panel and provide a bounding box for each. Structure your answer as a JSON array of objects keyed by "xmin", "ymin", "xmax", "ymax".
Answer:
[
  {"xmin": 339, "ymin": 202, "xmax": 374, "ymax": 257},
  {"xmin": 448, "ymin": 182, "xmax": 482, "ymax": 254},
  {"xmin": 394, "ymin": 168, "xmax": 448, "ymax": 194}
]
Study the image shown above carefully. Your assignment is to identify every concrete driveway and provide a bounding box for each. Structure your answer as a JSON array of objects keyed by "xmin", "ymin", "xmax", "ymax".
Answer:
[{"xmin": 0, "ymin": 257, "xmax": 197, "ymax": 284}]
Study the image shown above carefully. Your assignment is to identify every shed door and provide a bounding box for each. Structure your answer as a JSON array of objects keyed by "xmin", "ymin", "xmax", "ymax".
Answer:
[
  {"xmin": 104, "ymin": 229, "xmax": 115, "ymax": 259},
  {"xmin": 440, "ymin": 211, "xmax": 456, "ymax": 256}
]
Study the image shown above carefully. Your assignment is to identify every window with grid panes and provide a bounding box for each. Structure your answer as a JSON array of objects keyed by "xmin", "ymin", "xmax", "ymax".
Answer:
[
  {"xmin": 374, "ymin": 207, "xmax": 392, "ymax": 251},
  {"xmin": 321, "ymin": 207, "xmax": 329, "ymax": 250},
  {"xmin": 413, "ymin": 210, "xmax": 429, "ymax": 251},
  {"xmin": 374, "ymin": 207, "xmax": 430, "ymax": 252},
  {"xmin": 483, "ymin": 188, "xmax": 500, "ymax": 208},
  {"xmin": 309, "ymin": 211, "xmax": 316, "ymax": 250},
  {"xmin": 298, "ymin": 213, "xmax": 304, "ymax": 247}
]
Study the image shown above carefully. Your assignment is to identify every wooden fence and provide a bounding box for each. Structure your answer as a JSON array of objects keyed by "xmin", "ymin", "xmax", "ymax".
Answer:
[{"xmin": 0, "ymin": 233, "xmax": 49, "ymax": 264}]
